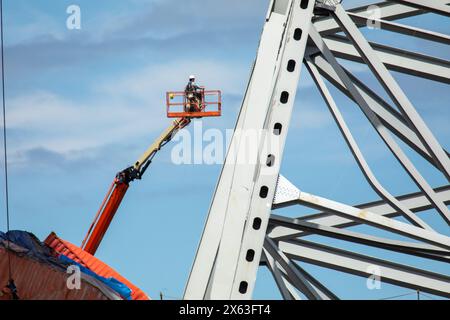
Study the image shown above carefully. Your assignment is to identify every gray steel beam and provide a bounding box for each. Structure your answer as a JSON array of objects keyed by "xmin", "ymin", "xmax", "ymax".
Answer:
[
  {"xmin": 184, "ymin": 0, "xmax": 291, "ymax": 299},
  {"xmin": 264, "ymin": 237, "xmax": 323, "ymax": 300},
  {"xmin": 309, "ymin": 25, "xmax": 450, "ymax": 224},
  {"xmin": 393, "ymin": 0, "xmax": 450, "ymax": 17},
  {"xmin": 347, "ymin": 12, "xmax": 450, "ymax": 45},
  {"xmin": 187, "ymin": 0, "xmax": 450, "ymax": 301},
  {"xmin": 279, "ymin": 276, "xmax": 303, "ymax": 300},
  {"xmin": 267, "ymin": 255, "xmax": 340, "ymax": 300},
  {"xmin": 273, "ymin": 184, "xmax": 450, "ymax": 211},
  {"xmin": 270, "ymin": 185, "xmax": 450, "ymax": 240},
  {"xmin": 333, "ymin": 4, "xmax": 450, "ymax": 182},
  {"xmin": 314, "ymin": 2, "xmax": 426, "ymax": 36},
  {"xmin": 261, "ymin": 252, "xmax": 303, "ymax": 300},
  {"xmin": 269, "ymin": 214, "xmax": 450, "ymax": 263},
  {"xmin": 226, "ymin": 0, "xmax": 315, "ymax": 299},
  {"xmin": 263, "ymin": 248, "xmax": 337, "ymax": 300},
  {"xmin": 186, "ymin": 0, "xmax": 316, "ymax": 300},
  {"xmin": 288, "ymin": 261, "xmax": 339, "ymax": 300},
  {"xmin": 305, "ymin": 57, "xmax": 431, "ymax": 229},
  {"xmin": 279, "ymin": 238, "xmax": 450, "ymax": 298},
  {"xmin": 296, "ymin": 190, "xmax": 450, "ymax": 250},
  {"xmin": 262, "ymin": 250, "xmax": 294, "ymax": 300},
  {"xmin": 311, "ymin": 54, "xmax": 444, "ymax": 168},
  {"xmin": 323, "ymin": 35, "xmax": 450, "ymax": 84}
]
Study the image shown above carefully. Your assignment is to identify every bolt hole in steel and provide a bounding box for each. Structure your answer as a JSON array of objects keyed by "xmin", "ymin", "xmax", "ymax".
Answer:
[
  {"xmin": 300, "ymin": 0, "xmax": 309, "ymax": 9},
  {"xmin": 293, "ymin": 28, "xmax": 302, "ymax": 41},
  {"xmin": 280, "ymin": 91, "xmax": 289, "ymax": 104},
  {"xmin": 287, "ymin": 59, "xmax": 296, "ymax": 72},
  {"xmin": 273, "ymin": 123, "xmax": 282, "ymax": 135},
  {"xmin": 246, "ymin": 249, "xmax": 255, "ymax": 262},
  {"xmin": 253, "ymin": 218, "xmax": 262, "ymax": 230},
  {"xmin": 239, "ymin": 281, "xmax": 248, "ymax": 294},
  {"xmin": 259, "ymin": 186, "xmax": 269, "ymax": 198},
  {"xmin": 266, "ymin": 154, "xmax": 275, "ymax": 167}
]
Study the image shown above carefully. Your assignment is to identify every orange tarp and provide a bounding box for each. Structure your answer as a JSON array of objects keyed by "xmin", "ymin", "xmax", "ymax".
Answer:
[{"xmin": 45, "ymin": 232, "xmax": 149, "ymax": 300}]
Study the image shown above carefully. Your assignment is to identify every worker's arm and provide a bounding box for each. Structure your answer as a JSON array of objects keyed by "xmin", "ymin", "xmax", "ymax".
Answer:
[{"xmin": 81, "ymin": 117, "xmax": 191, "ymax": 255}]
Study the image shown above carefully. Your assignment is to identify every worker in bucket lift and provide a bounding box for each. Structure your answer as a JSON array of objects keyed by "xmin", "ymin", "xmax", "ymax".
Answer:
[{"xmin": 185, "ymin": 75, "xmax": 202, "ymax": 112}]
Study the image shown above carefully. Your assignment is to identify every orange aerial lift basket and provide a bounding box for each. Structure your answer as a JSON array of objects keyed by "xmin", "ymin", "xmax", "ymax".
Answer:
[
  {"xmin": 81, "ymin": 87, "xmax": 223, "ymax": 257},
  {"xmin": 166, "ymin": 88, "xmax": 222, "ymax": 118}
]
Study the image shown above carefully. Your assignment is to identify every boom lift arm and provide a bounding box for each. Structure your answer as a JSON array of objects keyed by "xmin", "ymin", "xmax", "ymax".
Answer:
[{"xmin": 81, "ymin": 117, "xmax": 191, "ymax": 255}]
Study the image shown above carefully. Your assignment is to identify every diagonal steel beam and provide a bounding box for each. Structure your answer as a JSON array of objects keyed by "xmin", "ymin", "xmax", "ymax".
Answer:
[
  {"xmin": 263, "ymin": 249, "xmax": 334, "ymax": 300},
  {"xmin": 273, "ymin": 184, "xmax": 450, "ymax": 211},
  {"xmin": 264, "ymin": 237, "xmax": 323, "ymax": 300},
  {"xmin": 323, "ymin": 35, "xmax": 450, "ymax": 84},
  {"xmin": 279, "ymin": 276, "xmax": 303, "ymax": 300},
  {"xmin": 270, "ymin": 185, "xmax": 450, "ymax": 240},
  {"xmin": 287, "ymin": 261, "xmax": 339, "ymax": 300},
  {"xmin": 332, "ymin": 4, "xmax": 450, "ymax": 181},
  {"xmin": 314, "ymin": 2, "xmax": 427, "ymax": 36},
  {"xmin": 184, "ymin": 0, "xmax": 291, "ymax": 299},
  {"xmin": 393, "ymin": 0, "xmax": 450, "ymax": 17},
  {"xmin": 269, "ymin": 213, "xmax": 450, "ymax": 263},
  {"xmin": 224, "ymin": 0, "xmax": 315, "ymax": 299},
  {"xmin": 295, "ymin": 190, "xmax": 450, "ymax": 250},
  {"xmin": 260, "ymin": 253, "xmax": 303, "ymax": 300},
  {"xmin": 262, "ymin": 249, "xmax": 295, "ymax": 300},
  {"xmin": 279, "ymin": 238, "xmax": 450, "ymax": 298},
  {"xmin": 186, "ymin": 0, "xmax": 316, "ymax": 300},
  {"xmin": 347, "ymin": 12, "xmax": 450, "ymax": 44},
  {"xmin": 309, "ymin": 25, "xmax": 450, "ymax": 224},
  {"xmin": 305, "ymin": 56, "xmax": 431, "ymax": 229},
  {"xmin": 271, "ymin": 256, "xmax": 339, "ymax": 300},
  {"xmin": 310, "ymin": 54, "xmax": 445, "ymax": 168}
]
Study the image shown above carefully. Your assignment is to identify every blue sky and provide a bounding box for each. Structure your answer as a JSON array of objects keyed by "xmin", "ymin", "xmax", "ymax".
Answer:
[{"xmin": 1, "ymin": 0, "xmax": 449, "ymax": 300}]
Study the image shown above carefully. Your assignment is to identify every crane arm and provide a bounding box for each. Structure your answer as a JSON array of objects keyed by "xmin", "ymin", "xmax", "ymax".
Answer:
[{"xmin": 81, "ymin": 117, "xmax": 191, "ymax": 255}]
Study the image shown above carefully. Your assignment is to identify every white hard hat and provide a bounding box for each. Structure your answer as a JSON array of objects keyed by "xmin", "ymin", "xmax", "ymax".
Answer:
[{"xmin": 189, "ymin": 75, "xmax": 196, "ymax": 80}]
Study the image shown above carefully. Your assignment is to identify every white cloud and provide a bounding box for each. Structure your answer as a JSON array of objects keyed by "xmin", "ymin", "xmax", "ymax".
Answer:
[
  {"xmin": 97, "ymin": 59, "xmax": 248, "ymax": 99},
  {"xmin": 6, "ymin": 90, "xmax": 162, "ymax": 158},
  {"xmin": 6, "ymin": 2, "xmax": 67, "ymax": 45},
  {"xmin": 5, "ymin": 58, "xmax": 248, "ymax": 164},
  {"xmin": 91, "ymin": 0, "xmax": 266, "ymax": 42}
]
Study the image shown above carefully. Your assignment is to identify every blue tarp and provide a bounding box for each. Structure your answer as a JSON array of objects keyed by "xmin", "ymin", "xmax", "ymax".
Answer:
[
  {"xmin": 59, "ymin": 255, "xmax": 132, "ymax": 300},
  {"xmin": 1, "ymin": 230, "xmax": 132, "ymax": 300},
  {"xmin": 1, "ymin": 230, "xmax": 54, "ymax": 262}
]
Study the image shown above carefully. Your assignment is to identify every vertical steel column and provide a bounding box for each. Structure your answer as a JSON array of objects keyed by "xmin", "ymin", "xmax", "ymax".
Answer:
[
  {"xmin": 184, "ymin": 0, "xmax": 315, "ymax": 300},
  {"xmin": 211, "ymin": 0, "xmax": 315, "ymax": 299},
  {"xmin": 184, "ymin": 0, "xmax": 295, "ymax": 299}
]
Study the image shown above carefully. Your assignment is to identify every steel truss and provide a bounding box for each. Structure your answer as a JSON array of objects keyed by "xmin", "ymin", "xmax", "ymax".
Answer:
[{"xmin": 185, "ymin": 0, "xmax": 450, "ymax": 299}]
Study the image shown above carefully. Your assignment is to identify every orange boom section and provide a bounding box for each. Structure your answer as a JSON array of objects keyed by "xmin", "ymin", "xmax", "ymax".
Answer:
[{"xmin": 82, "ymin": 179, "xmax": 129, "ymax": 255}]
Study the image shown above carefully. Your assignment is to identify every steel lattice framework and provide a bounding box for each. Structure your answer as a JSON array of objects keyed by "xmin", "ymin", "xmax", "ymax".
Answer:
[{"xmin": 184, "ymin": 0, "xmax": 450, "ymax": 299}]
